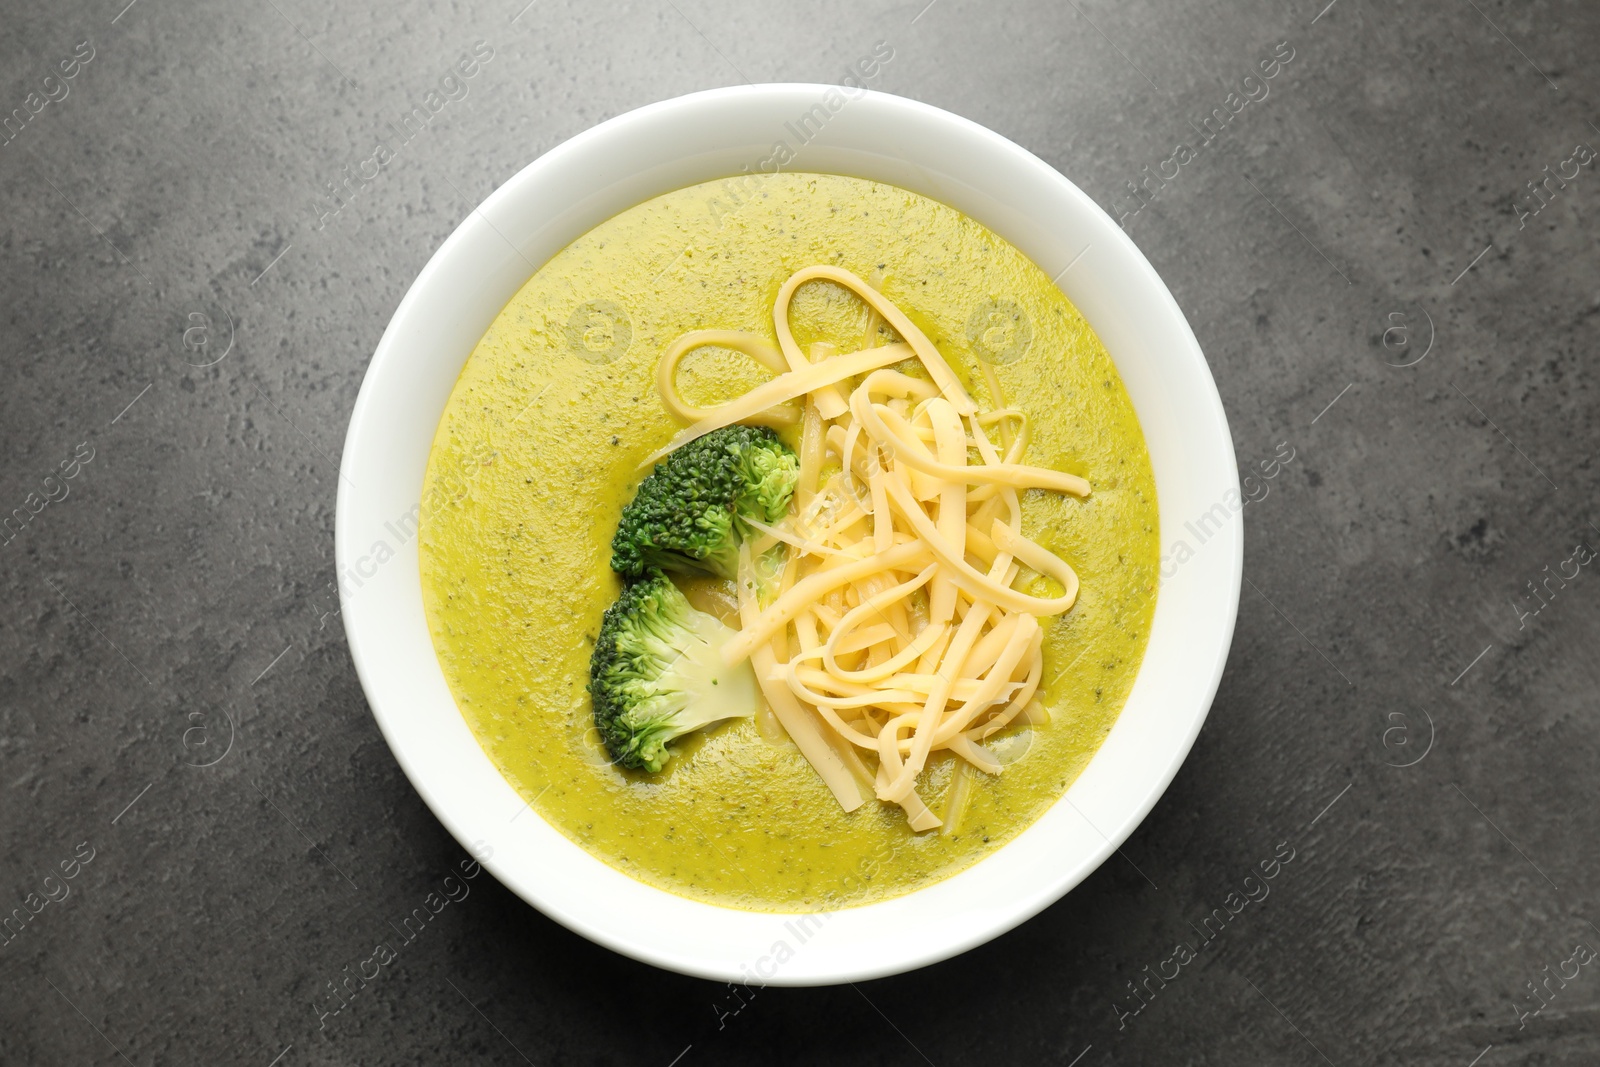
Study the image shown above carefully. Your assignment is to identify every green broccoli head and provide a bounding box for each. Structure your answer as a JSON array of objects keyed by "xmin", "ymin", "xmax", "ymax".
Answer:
[
  {"xmin": 611, "ymin": 425, "xmax": 799, "ymax": 579},
  {"xmin": 588, "ymin": 569, "xmax": 759, "ymax": 773}
]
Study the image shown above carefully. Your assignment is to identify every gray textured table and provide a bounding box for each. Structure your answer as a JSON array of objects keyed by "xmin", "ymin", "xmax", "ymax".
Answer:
[{"xmin": 3, "ymin": 0, "xmax": 1596, "ymax": 1063}]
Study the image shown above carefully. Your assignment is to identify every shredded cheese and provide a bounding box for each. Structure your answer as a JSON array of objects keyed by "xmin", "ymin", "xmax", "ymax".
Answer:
[{"xmin": 656, "ymin": 266, "xmax": 1087, "ymax": 829}]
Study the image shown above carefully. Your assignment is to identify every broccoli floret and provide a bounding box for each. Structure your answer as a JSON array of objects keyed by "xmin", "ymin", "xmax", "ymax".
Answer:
[
  {"xmin": 611, "ymin": 425, "xmax": 799, "ymax": 579},
  {"xmin": 588, "ymin": 569, "xmax": 759, "ymax": 772}
]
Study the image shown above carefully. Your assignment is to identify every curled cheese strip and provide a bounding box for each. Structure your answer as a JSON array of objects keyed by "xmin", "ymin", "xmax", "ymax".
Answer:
[
  {"xmin": 882, "ymin": 471, "xmax": 1077, "ymax": 616},
  {"xmin": 642, "ymin": 343, "xmax": 915, "ymax": 467},
  {"xmin": 774, "ymin": 265, "xmax": 975, "ymax": 416},
  {"xmin": 822, "ymin": 564, "xmax": 939, "ymax": 681},
  {"xmin": 651, "ymin": 265, "xmax": 1092, "ymax": 832},
  {"xmin": 721, "ymin": 542, "xmax": 928, "ymax": 664},
  {"xmin": 656, "ymin": 330, "xmax": 798, "ymax": 428},
  {"xmin": 853, "ymin": 391, "xmax": 1090, "ymax": 497},
  {"xmin": 945, "ymin": 735, "xmax": 1002, "ymax": 774},
  {"xmin": 992, "ymin": 520, "xmax": 1081, "ymax": 610}
]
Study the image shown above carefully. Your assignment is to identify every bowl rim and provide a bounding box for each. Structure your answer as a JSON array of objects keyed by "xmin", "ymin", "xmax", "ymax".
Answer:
[{"xmin": 337, "ymin": 82, "xmax": 1242, "ymax": 985}]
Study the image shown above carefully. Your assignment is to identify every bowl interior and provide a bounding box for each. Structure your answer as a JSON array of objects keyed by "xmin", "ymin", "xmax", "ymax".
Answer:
[{"xmin": 337, "ymin": 84, "xmax": 1241, "ymax": 985}]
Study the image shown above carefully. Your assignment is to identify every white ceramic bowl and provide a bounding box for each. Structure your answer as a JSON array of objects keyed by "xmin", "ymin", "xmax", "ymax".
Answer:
[{"xmin": 337, "ymin": 84, "xmax": 1241, "ymax": 985}]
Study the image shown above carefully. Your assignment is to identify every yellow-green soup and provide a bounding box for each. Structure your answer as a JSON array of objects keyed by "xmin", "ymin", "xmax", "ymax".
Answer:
[{"xmin": 420, "ymin": 173, "xmax": 1158, "ymax": 912}]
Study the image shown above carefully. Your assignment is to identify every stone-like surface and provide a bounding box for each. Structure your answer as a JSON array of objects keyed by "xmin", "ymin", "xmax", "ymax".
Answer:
[{"xmin": 2, "ymin": 0, "xmax": 1597, "ymax": 1063}]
